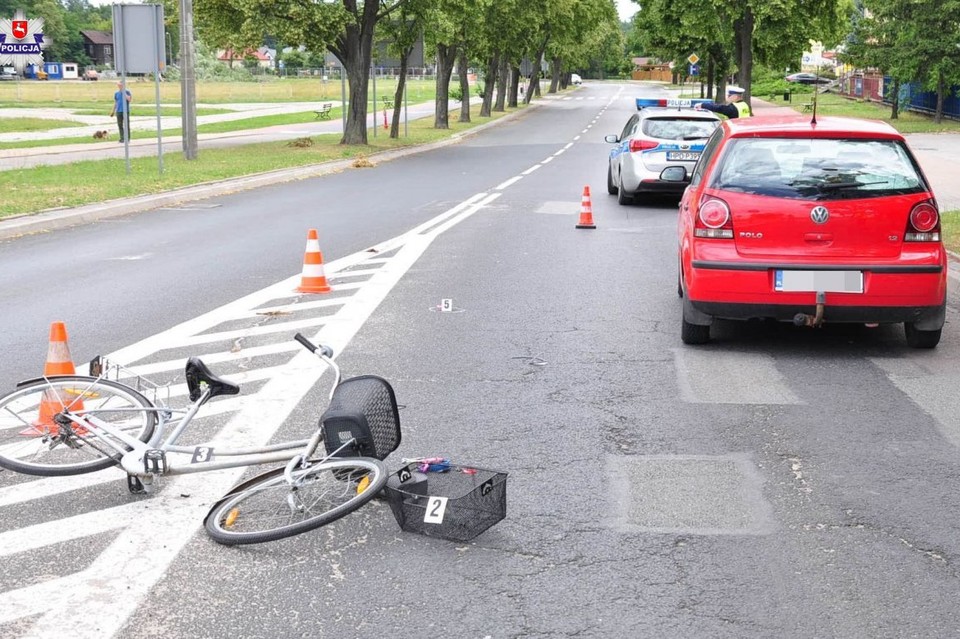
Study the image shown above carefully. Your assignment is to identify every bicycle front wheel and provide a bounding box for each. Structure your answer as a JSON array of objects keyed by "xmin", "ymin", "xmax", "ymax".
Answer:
[
  {"xmin": 0, "ymin": 376, "xmax": 157, "ymax": 476},
  {"xmin": 204, "ymin": 457, "xmax": 389, "ymax": 545}
]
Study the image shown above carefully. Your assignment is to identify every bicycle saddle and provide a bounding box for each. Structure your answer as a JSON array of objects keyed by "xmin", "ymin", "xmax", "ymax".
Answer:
[{"xmin": 185, "ymin": 357, "xmax": 240, "ymax": 402}]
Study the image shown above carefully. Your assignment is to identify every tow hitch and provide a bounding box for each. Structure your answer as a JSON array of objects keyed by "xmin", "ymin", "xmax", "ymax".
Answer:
[{"xmin": 793, "ymin": 291, "xmax": 826, "ymax": 328}]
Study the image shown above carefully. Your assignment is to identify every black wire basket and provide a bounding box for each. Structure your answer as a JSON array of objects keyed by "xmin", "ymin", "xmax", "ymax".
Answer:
[{"xmin": 384, "ymin": 462, "xmax": 508, "ymax": 542}]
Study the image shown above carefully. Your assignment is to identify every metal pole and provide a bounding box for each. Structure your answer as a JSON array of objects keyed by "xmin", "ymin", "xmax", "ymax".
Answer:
[
  {"xmin": 403, "ymin": 78, "xmax": 408, "ymax": 138},
  {"xmin": 178, "ymin": 0, "xmax": 198, "ymax": 159},
  {"xmin": 372, "ymin": 65, "xmax": 377, "ymax": 139},
  {"xmin": 113, "ymin": 6, "xmax": 131, "ymax": 174},
  {"xmin": 153, "ymin": 5, "xmax": 163, "ymax": 175}
]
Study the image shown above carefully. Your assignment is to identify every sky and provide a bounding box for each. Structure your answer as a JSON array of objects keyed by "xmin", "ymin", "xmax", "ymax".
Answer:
[{"xmin": 617, "ymin": 0, "xmax": 638, "ymax": 22}]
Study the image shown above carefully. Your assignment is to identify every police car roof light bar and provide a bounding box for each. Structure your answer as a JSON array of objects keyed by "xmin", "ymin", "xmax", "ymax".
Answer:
[{"xmin": 636, "ymin": 98, "xmax": 712, "ymax": 111}]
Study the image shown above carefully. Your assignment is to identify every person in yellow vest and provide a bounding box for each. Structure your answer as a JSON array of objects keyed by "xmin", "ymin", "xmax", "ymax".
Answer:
[{"xmin": 694, "ymin": 86, "xmax": 751, "ymax": 118}]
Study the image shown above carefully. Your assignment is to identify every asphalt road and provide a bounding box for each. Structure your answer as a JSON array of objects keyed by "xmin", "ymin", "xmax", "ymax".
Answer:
[{"xmin": 2, "ymin": 82, "xmax": 960, "ymax": 638}]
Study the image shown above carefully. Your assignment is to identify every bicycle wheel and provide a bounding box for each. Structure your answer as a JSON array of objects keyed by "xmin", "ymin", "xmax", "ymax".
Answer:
[
  {"xmin": 0, "ymin": 376, "xmax": 157, "ymax": 476},
  {"xmin": 204, "ymin": 457, "xmax": 388, "ymax": 545}
]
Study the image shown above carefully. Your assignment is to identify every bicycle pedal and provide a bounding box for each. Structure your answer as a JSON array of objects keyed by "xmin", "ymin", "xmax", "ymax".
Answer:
[
  {"xmin": 127, "ymin": 474, "xmax": 149, "ymax": 494},
  {"xmin": 143, "ymin": 449, "xmax": 168, "ymax": 474}
]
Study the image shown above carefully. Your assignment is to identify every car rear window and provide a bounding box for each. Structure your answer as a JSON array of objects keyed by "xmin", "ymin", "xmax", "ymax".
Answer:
[
  {"xmin": 710, "ymin": 137, "xmax": 927, "ymax": 200},
  {"xmin": 642, "ymin": 117, "xmax": 718, "ymax": 141}
]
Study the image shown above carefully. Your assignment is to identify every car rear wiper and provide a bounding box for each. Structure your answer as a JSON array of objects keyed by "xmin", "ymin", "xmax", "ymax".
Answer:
[{"xmin": 816, "ymin": 180, "xmax": 888, "ymax": 191}]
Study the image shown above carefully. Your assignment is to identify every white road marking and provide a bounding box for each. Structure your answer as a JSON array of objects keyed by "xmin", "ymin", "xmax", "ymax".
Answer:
[
  {"xmin": 522, "ymin": 165, "xmax": 542, "ymax": 175},
  {"xmin": 674, "ymin": 348, "xmax": 802, "ymax": 405},
  {"xmin": 870, "ymin": 354, "xmax": 960, "ymax": 449},
  {"xmin": 495, "ymin": 175, "xmax": 523, "ymax": 190}
]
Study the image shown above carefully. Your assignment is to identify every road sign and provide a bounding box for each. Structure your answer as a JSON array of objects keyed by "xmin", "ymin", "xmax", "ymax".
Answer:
[
  {"xmin": 689, "ymin": 64, "xmax": 700, "ymax": 77},
  {"xmin": 688, "ymin": 54, "xmax": 700, "ymax": 65}
]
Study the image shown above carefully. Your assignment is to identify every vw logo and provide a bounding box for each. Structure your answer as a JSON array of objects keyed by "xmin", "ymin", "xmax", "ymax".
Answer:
[{"xmin": 810, "ymin": 206, "xmax": 830, "ymax": 224}]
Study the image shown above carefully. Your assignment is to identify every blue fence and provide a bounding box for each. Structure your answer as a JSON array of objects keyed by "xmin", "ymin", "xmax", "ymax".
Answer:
[{"xmin": 884, "ymin": 77, "xmax": 960, "ymax": 120}]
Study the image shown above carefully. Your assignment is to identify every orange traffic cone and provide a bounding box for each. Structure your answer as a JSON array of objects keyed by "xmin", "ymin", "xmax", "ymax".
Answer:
[
  {"xmin": 576, "ymin": 185, "xmax": 596, "ymax": 229},
  {"xmin": 296, "ymin": 229, "xmax": 332, "ymax": 294},
  {"xmin": 23, "ymin": 322, "xmax": 82, "ymax": 437}
]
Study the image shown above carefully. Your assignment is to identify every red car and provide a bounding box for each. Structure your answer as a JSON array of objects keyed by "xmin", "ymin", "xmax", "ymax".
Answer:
[{"xmin": 675, "ymin": 115, "xmax": 946, "ymax": 348}]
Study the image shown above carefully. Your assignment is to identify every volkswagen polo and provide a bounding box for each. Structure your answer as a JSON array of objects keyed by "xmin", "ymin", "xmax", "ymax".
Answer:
[{"xmin": 675, "ymin": 115, "xmax": 946, "ymax": 348}]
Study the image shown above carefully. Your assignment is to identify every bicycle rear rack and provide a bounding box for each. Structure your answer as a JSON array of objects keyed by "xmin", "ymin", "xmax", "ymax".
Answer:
[{"xmin": 88, "ymin": 355, "xmax": 172, "ymax": 408}]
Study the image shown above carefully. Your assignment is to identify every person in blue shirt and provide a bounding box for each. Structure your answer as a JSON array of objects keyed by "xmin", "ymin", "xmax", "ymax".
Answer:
[
  {"xmin": 110, "ymin": 81, "xmax": 132, "ymax": 142},
  {"xmin": 694, "ymin": 86, "xmax": 751, "ymax": 119}
]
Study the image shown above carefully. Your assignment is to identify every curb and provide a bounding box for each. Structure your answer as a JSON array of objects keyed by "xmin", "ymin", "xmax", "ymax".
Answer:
[{"xmin": 0, "ymin": 103, "xmax": 539, "ymax": 242}]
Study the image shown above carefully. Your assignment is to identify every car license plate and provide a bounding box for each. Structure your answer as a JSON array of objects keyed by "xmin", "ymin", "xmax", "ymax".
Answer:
[
  {"xmin": 666, "ymin": 151, "xmax": 700, "ymax": 161},
  {"xmin": 774, "ymin": 270, "xmax": 863, "ymax": 293}
]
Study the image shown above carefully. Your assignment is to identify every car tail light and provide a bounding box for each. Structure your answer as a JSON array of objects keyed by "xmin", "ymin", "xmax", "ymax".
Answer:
[
  {"xmin": 629, "ymin": 139, "xmax": 658, "ymax": 153},
  {"xmin": 905, "ymin": 201, "xmax": 940, "ymax": 241},
  {"xmin": 694, "ymin": 197, "xmax": 733, "ymax": 239}
]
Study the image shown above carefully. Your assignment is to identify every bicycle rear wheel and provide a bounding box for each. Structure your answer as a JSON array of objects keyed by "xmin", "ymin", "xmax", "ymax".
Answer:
[
  {"xmin": 204, "ymin": 457, "xmax": 388, "ymax": 545},
  {"xmin": 0, "ymin": 376, "xmax": 157, "ymax": 476}
]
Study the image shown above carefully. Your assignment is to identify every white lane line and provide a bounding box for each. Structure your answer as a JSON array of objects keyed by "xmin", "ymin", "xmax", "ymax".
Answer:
[
  {"xmin": 581, "ymin": 129, "xmax": 589, "ymax": 133},
  {"xmin": 574, "ymin": 135, "xmax": 581, "ymax": 141},
  {"xmin": 495, "ymin": 176, "xmax": 523, "ymax": 190},
  {"xmin": 553, "ymin": 149, "xmax": 565, "ymax": 157},
  {"xmin": 522, "ymin": 165, "xmax": 542, "ymax": 176},
  {"xmin": 0, "ymin": 469, "xmax": 124, "ymax": 508},
  {"xmin": 542, "ymin": 156, "xmax": 554, "ymax": 164},
  {"xmin": 10, "ymin": 190, "xmax": 502, "ymax": 639},
  {"xmin": 563, "ymin": 142, "xmax": 574, "ymax": 150},
  {"xmin": 125, "ymin": 343, "xmax": 302, "ymax": 376}
]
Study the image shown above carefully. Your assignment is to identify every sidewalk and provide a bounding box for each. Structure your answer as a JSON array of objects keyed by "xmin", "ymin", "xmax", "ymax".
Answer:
[{"xmin": 0, "ymin": 99, "xmax": 448, "ymax": 170}]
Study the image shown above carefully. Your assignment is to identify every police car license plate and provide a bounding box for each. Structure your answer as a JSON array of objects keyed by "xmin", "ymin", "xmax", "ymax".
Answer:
[{"xmin": 666, "ymin": 151, "xmax": 700, "ymax": 161}]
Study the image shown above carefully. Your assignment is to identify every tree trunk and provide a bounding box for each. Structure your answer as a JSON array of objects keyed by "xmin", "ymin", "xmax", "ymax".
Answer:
[
  {"xmin": 390, "ymin": 46, "xmax": 411, "ymax": 139},
  {"xmin": 328, "ymin": 2, "xmax": 379, "ymax": 145},
  {"xmin": 935, "ymin": 72, "xmax": 945, "ymax": 124},
  {"xmin": 549, "ymin": 57, "xmax": 560, "ymax": 93},
  {"xmin": 494, "ymin": 56, "xmax": 508, "ymax": 112},
  {"xmin": 458, "ymin": 48, "xmax": 471, "ymax": 122},
  {"xmin": 889, "ymin": 77, "xmax": 900, "ymax": 120},
  {"xmin": 734, "ymin": 8, "xmax": 754, "ymax": 103},
  {"xmin": 525, "ymin": 49, "xmax": 545, "ymax": 103},
  {"xmin": 434, "ymin": 43, "xmax": 457, "ymax": 129},
  {"xmin": 508, "ymin": 64, "xmax": 520, "ymax": 108},
  {"xmin": 480, "ymin": 53, "xmax": 498, "ymax": 117}
]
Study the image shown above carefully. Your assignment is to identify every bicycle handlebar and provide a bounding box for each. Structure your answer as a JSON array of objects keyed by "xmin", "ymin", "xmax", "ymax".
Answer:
[{"xmin": 294, "ymin": 333, "xmax": 334, "ymax": 358}]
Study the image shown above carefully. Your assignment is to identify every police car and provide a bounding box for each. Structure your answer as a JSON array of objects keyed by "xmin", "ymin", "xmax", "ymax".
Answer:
[{"xmin": 605, "ymin": 98, "xmax": 721, "ymax": 205}]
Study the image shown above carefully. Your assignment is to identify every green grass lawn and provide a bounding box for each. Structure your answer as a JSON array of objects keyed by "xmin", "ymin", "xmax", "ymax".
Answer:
[
  {"xmin": 941, "ymin": 210, "xmax": 960, "ymax": 254},
  {"xmin": 0, "ymin": 103, "xmax": 524, "ymax": 218},
  {"xmin": 0, "ymin": 118, "xmax": 85, "ymax": 133}
]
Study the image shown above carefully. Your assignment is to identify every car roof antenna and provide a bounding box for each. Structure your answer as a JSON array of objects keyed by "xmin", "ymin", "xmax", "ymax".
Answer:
[{"xmin": 811, "ymin": 67, "xmax": 821, "ymax": 125}]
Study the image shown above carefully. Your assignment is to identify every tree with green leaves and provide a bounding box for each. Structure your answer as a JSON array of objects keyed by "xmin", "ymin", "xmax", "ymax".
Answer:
[
  {"xmin": 195, "ymin": 0, "xmax": 411, "ymax": 145},
  {"xmin": 377, "ymin": 0, "xmax": 430, "ymax": 137},
  {"xmin": 631, "ymin": 0, "xmax": 845, "ymax": 105},
  {"xmin": 845, "ymin": 0, "xmax": 960, "ymax": 123}
]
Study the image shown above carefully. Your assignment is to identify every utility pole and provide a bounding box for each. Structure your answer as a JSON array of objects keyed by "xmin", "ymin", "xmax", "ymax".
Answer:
[{"xmin": 178, "ymin": 0, "xmax": 198, "ymax": 159}]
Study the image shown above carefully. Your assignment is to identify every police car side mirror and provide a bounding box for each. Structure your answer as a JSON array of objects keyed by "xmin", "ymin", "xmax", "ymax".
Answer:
[{"xmin": 604, "ymin": 134, "xmax": 619, "ymax": 144}]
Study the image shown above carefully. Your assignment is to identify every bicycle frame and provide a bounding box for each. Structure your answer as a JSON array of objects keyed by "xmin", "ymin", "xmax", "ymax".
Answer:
[{"xmin": 53, "ymin": 338, "xmax": 343, "ymax": 489}]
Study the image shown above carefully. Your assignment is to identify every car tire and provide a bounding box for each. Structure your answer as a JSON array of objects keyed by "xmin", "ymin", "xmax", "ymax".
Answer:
[
  {"xmin": 904, "ymin": 322, "xmax": 941, "ymax": 349},
  {"xmin": 607, "ymin": 165, "xmax": 617, "ymax": 195},
  {"xmin": 681, "ymin": 316, "xmax": 710, "ymax": 345},
  {"xmin": 617, "ymin": 173, "xmax": 632, "ymax": 206}
]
